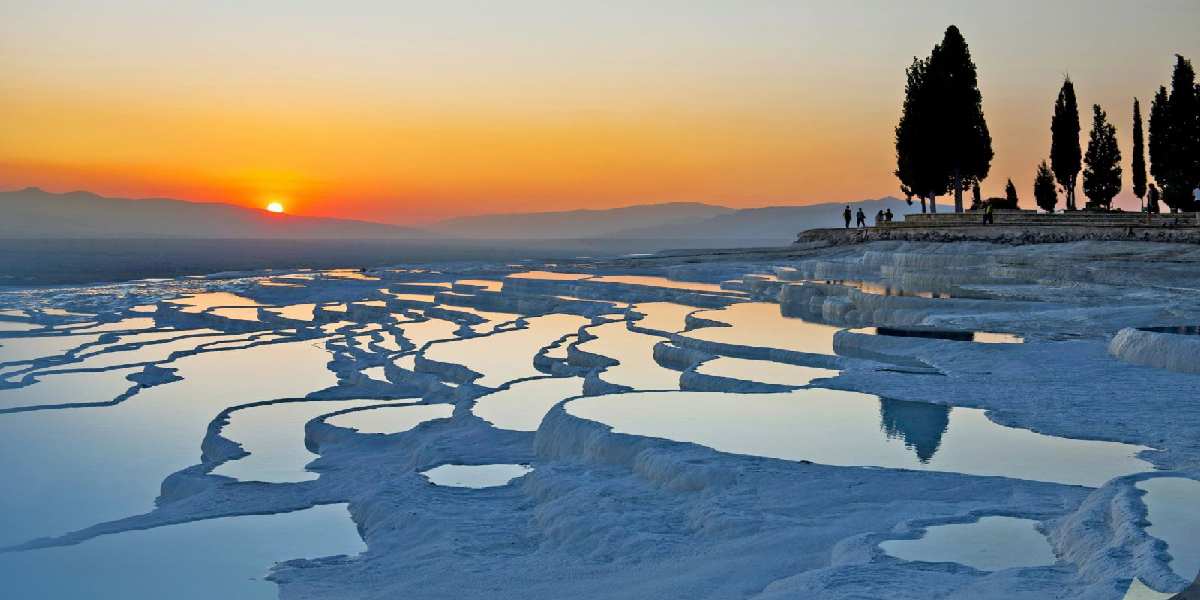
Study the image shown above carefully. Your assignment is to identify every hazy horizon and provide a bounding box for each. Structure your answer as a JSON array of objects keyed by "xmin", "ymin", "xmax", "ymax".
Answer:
[{"xmin": 2, "ymin": 1, "xmax": 1198, "ymax": 224}]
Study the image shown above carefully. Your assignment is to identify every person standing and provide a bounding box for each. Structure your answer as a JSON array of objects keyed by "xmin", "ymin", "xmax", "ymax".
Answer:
[
  {"xmin": 982, "ymin": 202, "xmax": 994, "ymax": 225},
  {"xmin": 885, "ymin": 208, "xmax": 894, "ymax": 222},
  {"xmin": 856, "ymin": 208, "xmax": 867, "ymax": 228},
  {"xmin": 843, "ymin": 206, "xmax": 852, "ymax": 228}
]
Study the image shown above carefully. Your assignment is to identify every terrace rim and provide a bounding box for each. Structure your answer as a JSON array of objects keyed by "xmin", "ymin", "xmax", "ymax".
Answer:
[{"xmin": 798, "ymin": 209, "xmax": 1200, "ymax": 246}]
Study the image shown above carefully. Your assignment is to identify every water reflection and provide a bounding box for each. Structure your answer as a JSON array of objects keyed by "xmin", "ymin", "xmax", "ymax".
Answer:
[
  {"xmin": 687, "ymin": 303, "xmax": 840, "ymax": 355},
  {"xmin": 565, "ymin": 389, "xmax": 1152, "ymax": 486},
  {"xmin": 879, "ymin": 516, "xmax": 1056, "ymax": 571},
  {"xmin": 0, "ymin": 504, "xmax": 365, "ymax": 600},
  {"xmin": 472, "ymin": 377, "xmax": 585, "ymax": 431},
  {"xmin": 879, "ymin": 398, "xmax": 951, "ymax": 464},
  {"xmin": 1137, "ymin": 477, "xmax": 1200, "ymax": 584},
  {"xmin": 424, "ymin": 314, "xmax": 588, "ymax": 387},
  {"xmin": 421, "ymin": 464, "xmax": 533, "ymax": 488}
]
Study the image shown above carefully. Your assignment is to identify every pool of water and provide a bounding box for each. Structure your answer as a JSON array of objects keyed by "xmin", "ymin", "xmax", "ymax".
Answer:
[
  {"xmin": 424, "ymin": 314, "xmax": 588, "ymax": 387},
  {"xmin": 210, "ymin": 307, "xmax": 261, "ymax": 321},
  {"xmin": 507, "ymin": 271, "xmax": 592, "ymax": 281},
  {"xmin": 1137, "ymin": 477, "xmax": 1200, "ymax": 583},
  {"xmin": 395, "ymin": 319, "xmax": 461, "ymax": 350},
  {"xmin": 421, "ymin": 463, "xmax": 533, "ymax": 488},
  {"xmin": 0, "ymin": 332, "xmax": 104, "ymax": 364},
  {"xmin": 694, "ymin": 357, "xmax": 838, "ymax": 387},
  {"xmin": 326, "ymin": 403, "xmax": 454, "ymax": 434},
  {"xmin": 879, "ymin": 516, "xmax": 1056, "ymax": 571},
  {"xmin": 0, "ymin": 368, "xmax": 139, "ymax": 410},
  {"xmin": 267, "ymin": 304, "xmax": 317, "ymax": 321},
  {"xmin": 472, "ymin": 377, "xmax": 585, "ymax": 431},
  {"xmin": 564, "ymin": 390, "xmax": 1152, "ymax": 487},
  {"xmin": 629, "ymin": 302, "xmax": 696, "ymax": 333},
  {"xmin": 590, "ymin": 274, "xmax": 738, "ymax": 294},
  {"xmin": 167, "ymin": 292, "xmax": 262, "ymax": 313},
  {"xmin": 0, "ymin": 340, "xmax": 338, "ymax": 547},
  {"xmin": 686, "ymin": 303, "xmax": 840, "ymax": 355},
  {"xmin": 575, "ymin": 322, "xmax": 680, "ymax": 389},
  {"xmin": 0, "ymin": 503, "xmax": 365, "ymax": 600},
  {"xmin": 0, "ymin": 321, "xmax": 42, "ymax": 332},
  {"xmin": 212, "ymin": 399, "xmax": 386, "ymax": 483}
]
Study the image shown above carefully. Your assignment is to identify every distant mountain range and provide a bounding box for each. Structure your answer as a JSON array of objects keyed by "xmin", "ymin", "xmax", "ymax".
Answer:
[
  {"xmin": 0, "ymin": 188, "xmax": 429, "ymax": 239},
  {"xmin": 1, "ymin": 187, "xmax": 942, "ymax": 244},
  {"xmin": 428, "ymin": 202, "xmax": 735, "ymax": 239},
  {"xmin": 433, "ymin": 197, "xmax": 940, "ymax": 244}
]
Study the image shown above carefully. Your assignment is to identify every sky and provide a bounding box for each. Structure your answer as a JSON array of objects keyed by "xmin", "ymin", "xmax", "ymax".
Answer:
[{"xmin": 2, "ymin": 0, "xmax": 1198, "ymax": 224}]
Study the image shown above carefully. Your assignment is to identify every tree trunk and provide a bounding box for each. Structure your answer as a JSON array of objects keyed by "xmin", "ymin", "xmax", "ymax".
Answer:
[
  {"xmin": 929, "ymin": 194, "xmax": 938, "ymax": 214},
  {"xmin": 953, "ymin": 169, "xmax": 963, "ymax": 213},
  {"xmin": 920, "ymin": 197, "xmax": 927, "ymax": 213}
]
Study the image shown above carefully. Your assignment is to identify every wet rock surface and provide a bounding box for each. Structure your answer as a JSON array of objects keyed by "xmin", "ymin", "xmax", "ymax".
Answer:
[{"xmin": 0, "ymin": 242, "xmax": 1197, "ymax": 599}]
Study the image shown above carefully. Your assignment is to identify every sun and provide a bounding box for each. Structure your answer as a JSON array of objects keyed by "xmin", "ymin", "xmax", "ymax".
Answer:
[{"xmin": 265, "ymin": 201, "xmax": 285, "ymax": 214}]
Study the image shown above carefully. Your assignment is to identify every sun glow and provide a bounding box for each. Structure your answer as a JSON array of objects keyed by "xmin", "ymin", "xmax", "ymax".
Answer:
[{"xmin": 266, "ymin": 201, "xmax": 285, "ymax": 213}]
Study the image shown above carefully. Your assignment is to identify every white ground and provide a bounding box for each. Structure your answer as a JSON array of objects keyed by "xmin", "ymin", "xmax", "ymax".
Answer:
[{"xmin": 0, "ymin": 243, "xmax": 1197, "ymax": 599}]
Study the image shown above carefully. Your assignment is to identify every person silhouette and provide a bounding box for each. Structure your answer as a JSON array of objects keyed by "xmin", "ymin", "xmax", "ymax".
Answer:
[
  {"xmin": 885, "ymin": 208, "xmax": 894, "ymax": 222},
  {"xmin": 856, "ymin": 208, "xmax": 867, "ymax": 228},
  {"xmin": 843, "ymin": 206, "xmax": 852, "ymax": 228}
]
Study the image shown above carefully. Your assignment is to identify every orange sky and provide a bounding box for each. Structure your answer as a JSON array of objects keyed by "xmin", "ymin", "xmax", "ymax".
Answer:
[{"xmin": 2, "ymin": 1, "xmax": 1197, "ymax": 224}]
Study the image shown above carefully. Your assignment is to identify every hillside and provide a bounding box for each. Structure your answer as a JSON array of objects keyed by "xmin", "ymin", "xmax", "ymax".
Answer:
[
  {"xmin": 0, "ymin": 188, "xmax": 429, "ymax": 239},
  {"xmin": 430, "ymin": 202, "xmax": 734, "ymax": 239},
  {"xmin": 604, "ymin": 197, "xmax": 939, "ymax": 243}
]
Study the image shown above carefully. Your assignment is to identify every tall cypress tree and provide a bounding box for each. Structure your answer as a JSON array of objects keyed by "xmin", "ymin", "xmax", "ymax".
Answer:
[
  {"xmin": 895, "ymin": 57, "xmax": 946, "ymax": 213},
  {"xmin": 1149, "ymin": 85, "xmax": 1170, "ymax": 199},
  {"xmin": 1034, "ymin": 161, "xmax": 1057, "ymax": 213},
  {"xmin": 927, "ymin": 25, "xmax": 992, "ymax": 213},
  {"xmin": 1164, "ymin": 55, "xmax": 1199, "ymax": 211},
  {"xmin": 1004, "ymin": 178, "xmax": 1018, "ymax": 208},
  {"xmin": 1131, "ymin": 98, "xmax": 1147, "ymax": 210},
  {"xmin": 1150, "ymin": 56, "xmax": 1200, "ymax": 212},
  {"xmin": 1051, "ymin": 77, "xmax": 1082, "ymax": 211},
  {"xmin": 1083, "ymin": 104, "xmax": 1122, "ymax": 210}
]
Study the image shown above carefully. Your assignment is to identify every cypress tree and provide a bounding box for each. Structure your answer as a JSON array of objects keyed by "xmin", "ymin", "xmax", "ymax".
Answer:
[
  {"xmin": 927, "ymin": 25, "xmax": 993, "ymax": 213},
  {"xmin": 1083, "ymin": 104, "xmax": 1122, "ymax": 210},
  {"xmin": 1004, "ymin": 179, "xmax": 1018, "ymax": 208},
  {"xmin": 895, "ymin": 57, "xmax": 946, "ymax": 213},
  {"xmin": 1150, "ymin": 56, "xmax": 1200, "ymax": 212},
  {"xmin": 1164, "ymin": 55, "xmax": 1199, "ymax": 211},
  {"xmin": 1051, "ymin": 77, "xmax": 1082, "ymax": 211},
  {"xmin": 1149, "ymin": 85, "xmax": 1170, "ymax": 198},
  {"xmin": 1131, "ymin": 98, "xmax": 1147, "ymax": 209},
  {"xmin": 971, "ymin": 181, "xmax": 982, "ymax": 210},
  {"xmin": 1034, "ymin": 161, "xmax": 1057, "ymax": 213}
]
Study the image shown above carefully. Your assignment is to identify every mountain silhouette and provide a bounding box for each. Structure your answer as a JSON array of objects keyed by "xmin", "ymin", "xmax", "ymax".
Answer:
[{"xmin": 0, "ymin": 188, "xmax": 430, "ymax": 239}]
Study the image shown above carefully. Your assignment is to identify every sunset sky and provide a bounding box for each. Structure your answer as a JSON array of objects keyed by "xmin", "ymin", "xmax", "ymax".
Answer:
[{"xmin": 2, "ymin": 1, "xmax": 1198, "ymax": 224}]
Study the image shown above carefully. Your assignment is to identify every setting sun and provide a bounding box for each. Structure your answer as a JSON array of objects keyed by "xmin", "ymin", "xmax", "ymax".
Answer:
[{"xmin": 265, "ymin": 201, "xmax": 284, "ymax": 214}]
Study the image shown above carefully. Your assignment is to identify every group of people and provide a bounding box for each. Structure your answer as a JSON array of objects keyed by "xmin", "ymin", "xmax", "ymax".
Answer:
[{"xmin": 843, "ymin": 206, "xmax": 894, "ymax": 228}]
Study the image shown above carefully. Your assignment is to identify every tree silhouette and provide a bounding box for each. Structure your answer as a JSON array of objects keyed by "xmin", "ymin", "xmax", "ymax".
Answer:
[
  {"xmin": 1051, "ymin": 77, "xmax": 1082, "ymax": 211},
  {"xmin": 1149, "ymin": 85, "xmax": 1169, "ymax": 202},
  {"xmin": 1153, "ymin": 55, "xmax": 1200, "ymax": 211},
  {"xmin": 971, "ymin": 181, "xmax": 982, "ymax": 210},
  {"xmin": 895, "ymin": 57, "xmax": 946, "ymax": 213},
  {"xmin": 1149, "ymin": 56, "xmax": 1200, "ymax": 212},
  {"xmin": 1004, "ymin": 178, "xmax": 1019, "ymax": 208},
  {"xmin": 927, "ymin": 25, "xmax": 993, "ymax": 213},
  {"xmin": 1083, "ymin": 104, "xmax": 1122, "ymax": 210},
  {"xmin": 1034, "ymin": 160, "xmax": 1057, "ymax": 213},
  {"xmin": 1131, "ymin": 98, "xmax": 1147, "ymax": 209}
]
